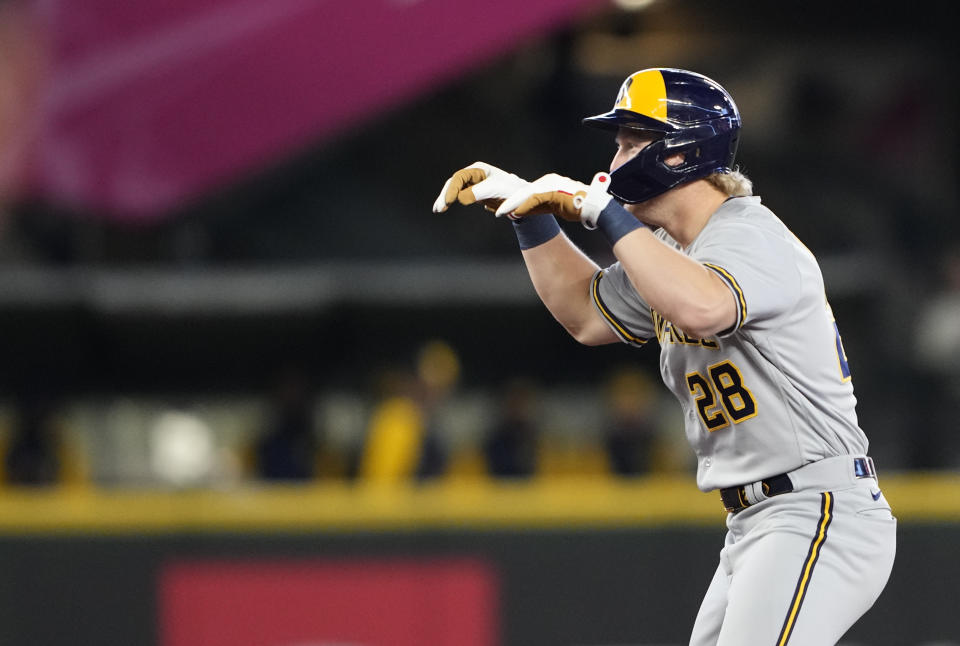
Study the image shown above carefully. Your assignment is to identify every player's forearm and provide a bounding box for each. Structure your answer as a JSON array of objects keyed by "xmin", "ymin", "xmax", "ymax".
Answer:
[
  {"xmin": 612, "ymin": 228, "xmax": 736, "ymax": 339},
  {"xmin": 519, "ymin": 234, "xmax": 612, "ymax": 345}
]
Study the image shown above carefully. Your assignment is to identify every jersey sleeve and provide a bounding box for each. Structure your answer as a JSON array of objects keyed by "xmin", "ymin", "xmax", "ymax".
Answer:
[
  {"xmin": 591, "ymin": 262, "xmax": 655, "ymax": 347},
  {"xmin": 691, "ymin": 219, "xmax": 803, "ymax": 335}
]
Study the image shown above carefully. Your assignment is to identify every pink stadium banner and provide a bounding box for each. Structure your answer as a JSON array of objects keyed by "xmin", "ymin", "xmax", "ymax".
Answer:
[
  {"xmin": 159, "ymin": 557, "xmax": 499, "ymax": 646},
  {"xmin": 9, "ymin": 0, "xmax": 608, "ymax": 220}
]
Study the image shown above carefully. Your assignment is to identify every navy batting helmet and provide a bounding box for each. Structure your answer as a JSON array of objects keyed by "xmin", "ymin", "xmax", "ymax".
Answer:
[{"xmin": 582, "ymin": 68, "xmax": 741, "ymax": 204}]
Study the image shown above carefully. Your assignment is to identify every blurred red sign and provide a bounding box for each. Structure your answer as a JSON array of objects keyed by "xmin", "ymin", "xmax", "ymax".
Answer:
[
  {"xmin": 13, "ymin": 0, "xmax": 607, "ymax": 220},
  {"xmin": 158, "ymin": 557, "xmax": 499, "ymax": 646}
]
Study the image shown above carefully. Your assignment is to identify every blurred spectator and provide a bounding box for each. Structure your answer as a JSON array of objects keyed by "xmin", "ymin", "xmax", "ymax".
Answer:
[
  {"xmin": 483, "ymin": 378, "xmax": 539, "ymax": 478},
  {"xmin": 254, "ymin": 365, "xmax": 319, "ymax": 481},
  {"xmin": 910, "ymin": 244, "xmax": 960, "ymax": 467},
  {"xmin": 358, "ymin": 340, "xmax": 460, "ymax": 484},
  {"xmin": 4, "ymin": 391, "xmax": 62, "ymax": 485},
  {"xmin": 601, "ymin": 367, "xmax": 659, "ymax": 477}
]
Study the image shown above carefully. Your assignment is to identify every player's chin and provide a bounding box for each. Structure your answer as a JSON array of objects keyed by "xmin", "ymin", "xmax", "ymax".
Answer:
[{"xmin": 622, "ymin": 202, "xmax": 653, "ymax": 226}]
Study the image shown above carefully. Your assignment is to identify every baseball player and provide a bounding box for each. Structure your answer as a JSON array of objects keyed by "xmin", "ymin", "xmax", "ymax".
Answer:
[{"xmin": 433, "ymin": 68, "xmax": 896, "ymax": 645}]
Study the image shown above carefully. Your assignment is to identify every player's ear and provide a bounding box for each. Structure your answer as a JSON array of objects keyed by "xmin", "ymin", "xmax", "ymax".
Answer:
[{"xmin": 665, "ymin": 151, "xmax": 686, "ymax": 167}]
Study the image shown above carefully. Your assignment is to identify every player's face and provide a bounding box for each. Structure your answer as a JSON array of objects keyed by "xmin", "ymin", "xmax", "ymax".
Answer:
[
  {"xmin": 611, "ymin": 129, "xmax": 657, "ymax": 173},
  {"xmin": 611, "ymin": 128, "xmax": 682, "ymax": 226},
  {"xmin": 611, "ymin": 128, "xmax": 684, "ymax": 172}
]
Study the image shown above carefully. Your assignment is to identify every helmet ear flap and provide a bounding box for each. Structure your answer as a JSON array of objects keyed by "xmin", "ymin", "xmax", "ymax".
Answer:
[{"xmin": 727, "ymin": 132, "xmax": 740, "ymax": 166}]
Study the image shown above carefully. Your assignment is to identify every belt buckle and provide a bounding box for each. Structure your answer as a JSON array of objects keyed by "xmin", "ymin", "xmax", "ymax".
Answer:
[{"xmin": 721, "ymin": 486, "xmax": 748, "ymax": 513}]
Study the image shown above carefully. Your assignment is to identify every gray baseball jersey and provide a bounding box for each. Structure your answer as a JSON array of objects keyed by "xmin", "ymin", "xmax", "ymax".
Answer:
[{"xmin": 591, "ymin": 196, "xmax": 869, "ymax": 491}]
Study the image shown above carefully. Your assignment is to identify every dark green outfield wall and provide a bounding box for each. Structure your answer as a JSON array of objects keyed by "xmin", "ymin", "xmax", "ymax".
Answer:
[{"xmin": 0, "ymin": 524, "xmax": 956, "ymax": 646}]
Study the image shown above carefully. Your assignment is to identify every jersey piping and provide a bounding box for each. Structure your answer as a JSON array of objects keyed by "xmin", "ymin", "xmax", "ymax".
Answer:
[
  {"xmin": 592, "ymin": 271, "xmax": 649, "ymax": 347},
  {"xmin": 777, "ymin": 492, "xmax": 834, "ymax": 645},
  {"xmin": 703, "ymin": 262, "xmax": 747, "ymax": 334}
]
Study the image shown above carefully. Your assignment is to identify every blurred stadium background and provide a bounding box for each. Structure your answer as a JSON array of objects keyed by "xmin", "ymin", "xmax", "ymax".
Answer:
[{"xmin": 0, "ymin": 0, "xmax": 958, "ymax": 644}]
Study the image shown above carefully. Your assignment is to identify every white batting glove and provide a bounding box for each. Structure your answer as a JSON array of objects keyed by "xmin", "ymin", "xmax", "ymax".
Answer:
[
  {"xmin": 495, "ymin": 172, "xmax": 614, "ymax": 227},
  {"xmin": 432, "ymin": 161, "xmax": 530, "ymax": 216}
]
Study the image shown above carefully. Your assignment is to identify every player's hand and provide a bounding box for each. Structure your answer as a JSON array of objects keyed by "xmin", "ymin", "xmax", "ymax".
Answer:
[
  {"xmin": 495, "ymin": 173, "xmax": 587, "ymax": 221},
  {"xmin": 432, "ymin": 161, "xmax": 529, "ymax": 215},
  {"xmin": 496, "ymin": 172, "xmax": 614, "ymax": 226}
]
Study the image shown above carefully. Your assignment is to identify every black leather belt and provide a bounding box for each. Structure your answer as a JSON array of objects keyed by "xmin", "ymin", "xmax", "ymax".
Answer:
[
  {"xmin": 720, "ymin": 473, "xmax": 793, "ymax": 513},
  {"xmin": 719, "ymin": 457, "xmax": 877, "ymax": 513}
]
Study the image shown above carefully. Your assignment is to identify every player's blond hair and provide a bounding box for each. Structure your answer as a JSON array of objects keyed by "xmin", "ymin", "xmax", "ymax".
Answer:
[{"xmin": 706, "ymin": 168, "xmax": 753, "ymax": 197}]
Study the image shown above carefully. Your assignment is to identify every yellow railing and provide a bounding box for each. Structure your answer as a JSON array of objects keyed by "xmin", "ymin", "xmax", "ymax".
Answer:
[{"xmin": 0, "ymin": 472, "xmax": 956, "ymax": 534}]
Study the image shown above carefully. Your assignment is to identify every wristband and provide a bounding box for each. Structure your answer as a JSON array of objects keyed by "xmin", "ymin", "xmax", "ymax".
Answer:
[
  {"xmin": 596, "ymin": 201, "xmax": 644, "ymax": 246},
  {"xmin": 512, "ymin": 213, "xmax": 561, "ymax": 250}
]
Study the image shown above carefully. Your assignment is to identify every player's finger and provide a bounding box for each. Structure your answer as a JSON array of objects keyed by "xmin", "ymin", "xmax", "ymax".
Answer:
[
  {"xmin": 457, "ymin": 186, "xmax": 479, "ymax": 206},
  {"xmin": 433, "ymin": 167, "xmax": 488, "ymax": 213},
  {"xmin": 432, "ymin": 176, "xmax": 454, "ymax": 212},
  {"xmin": 501, "ymin": 192, "xmax": 552, "ymax": 218},
  {"xmin": 495, "ymin": 188, "xmax": 535, "ymax": 217},
  {"xmin": 503, "ymin": 191, "xmax": 584, "ymax": 220},
  {"xmin": 480, "ymin": 198, "xmax": 505, "ymax": 213},
  {"xmin": 467, "ymin": 176, "xmax": 508, "ymax": 203},
  {"xmin": 445, "ymin": 167, "xmax": 486, "ymax": 206},
  {"xmin": 518, "ymin": 199, "xmax": 558, "ymax": 217}
]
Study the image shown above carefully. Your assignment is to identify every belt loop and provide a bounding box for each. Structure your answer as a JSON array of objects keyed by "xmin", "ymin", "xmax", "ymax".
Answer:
[{"xmin": 743, "ymin": 481, "xmax": 769, "ymax": 506}]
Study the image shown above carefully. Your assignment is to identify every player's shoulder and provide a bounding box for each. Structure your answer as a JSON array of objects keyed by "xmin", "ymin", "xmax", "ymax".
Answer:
[
  {"xmin": 702, "ymin": 196, "xmax": 791, "ymax": 240},
  {"xmin": 713, "ymin": 195, "xmax": 779, "ymax": 224}
]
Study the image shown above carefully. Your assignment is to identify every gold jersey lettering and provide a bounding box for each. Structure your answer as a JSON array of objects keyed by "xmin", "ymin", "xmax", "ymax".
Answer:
[{"xmin": 651, "ymin": 310, "xmax": 719, "ymax": 350}]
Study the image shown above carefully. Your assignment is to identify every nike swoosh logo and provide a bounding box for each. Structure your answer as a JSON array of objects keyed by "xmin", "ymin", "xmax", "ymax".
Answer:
[{"xmin": 871, "ymin": 490, "xmax": 882, "ymax": 501}]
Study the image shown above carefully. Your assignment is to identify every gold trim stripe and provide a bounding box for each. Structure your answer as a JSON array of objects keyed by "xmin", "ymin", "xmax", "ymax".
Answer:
[
  {"xmin": 777, "ymin": 492, "xmax": 834, "ymax": 645},
  {"xmin": 703, "ymin": 263, "xmax": 747, "ymax": 329},
  {"xmin": 591, "ymin": 272, "xmax": 648, "ymax": 346}
]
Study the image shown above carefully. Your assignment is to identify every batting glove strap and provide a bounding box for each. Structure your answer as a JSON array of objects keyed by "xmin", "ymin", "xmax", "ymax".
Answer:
[
  {"xmin": 596, "ymin": 200, "xmax": 645, "ymax": 246},
  {"xmin": 574, "ymin": 172, "xmax": 615, "ymax": 230},
  {"xmin": 512, "ymin": 213, "xmax": 561, "ymax": 250}
]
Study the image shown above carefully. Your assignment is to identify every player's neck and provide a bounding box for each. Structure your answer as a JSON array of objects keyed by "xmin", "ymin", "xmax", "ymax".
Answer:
[{"xmin": 662, "ymin": 181, "xmax": 730, "ymax": 248}]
